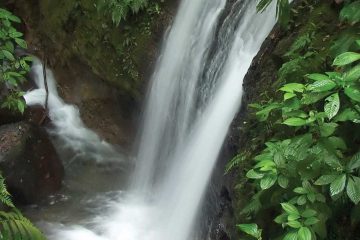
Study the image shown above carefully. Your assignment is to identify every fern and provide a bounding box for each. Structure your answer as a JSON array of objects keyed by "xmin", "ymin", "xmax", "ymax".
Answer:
[
  {"xmin": 257, "ymin": 0, "xmax": 291, "ymax": 27},
  {"xmin": 0, "ymin": 176, "xmax": 14, "ymax": 208},
  {"xmin": 0, "ymin": 210, "xmax": 46, "ymax": 240},
  {"xmin": 224, "ymin": 154, "xmax": 247, "ymax": 174}
]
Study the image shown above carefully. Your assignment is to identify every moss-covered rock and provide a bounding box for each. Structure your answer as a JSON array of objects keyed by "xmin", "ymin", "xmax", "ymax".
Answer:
[{"xmin": 7, "ymin": 0, "xmax": 178, "ymax": 103}]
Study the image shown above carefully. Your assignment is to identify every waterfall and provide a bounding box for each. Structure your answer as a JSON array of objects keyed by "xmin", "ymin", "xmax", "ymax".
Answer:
[
  {"xmin": 24, "ymin": 59, "xmax": 123, "ymax": 163},
  {"xmin": 26, "ymin": 0, "xmax": 277, "ymax": 239}
]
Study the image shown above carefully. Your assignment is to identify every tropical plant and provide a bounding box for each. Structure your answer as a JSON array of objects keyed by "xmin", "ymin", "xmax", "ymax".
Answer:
[
  {"xmin": 234, "ymin": 40, "xmax": 360, "ymax": 239},
  {"xmin": 0, "ymin": 8, "xmax": 32, "ymax": 114}
]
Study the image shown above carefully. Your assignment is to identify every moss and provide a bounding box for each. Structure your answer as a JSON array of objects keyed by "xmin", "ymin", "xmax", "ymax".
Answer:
[{"xmin": 11, "ymin": 0, "xmax": 175, "ymax": 102}]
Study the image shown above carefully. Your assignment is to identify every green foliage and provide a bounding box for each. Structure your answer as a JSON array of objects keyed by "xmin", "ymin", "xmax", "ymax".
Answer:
[
  {"xmin": 340, "ymin": 0, "xmax": 360, "ymax": 24},
  {"xmin": 0, "ymin": 210, "xmax": 45, "ymax": 240},
  {"xmin": 231, "ymin": 40, "xmax": 360, "ymax": 239},
  {"xmin": 237, "ymin": 223, "xmax": 262, "ymax": 240},
  {"xmin": 257, "ymin": 0, "xmax": 291, "ymax": 27},
  {"xmin": 0, "ymin": 8, "xmax": 32, "ymax": 114},
  {"xmin": 96, "ymin": 0, "xmax": 163, "ymax": 26},
  {"xmin": 0, "ymin": 174, "xmax": 45, "ymax": 239}
]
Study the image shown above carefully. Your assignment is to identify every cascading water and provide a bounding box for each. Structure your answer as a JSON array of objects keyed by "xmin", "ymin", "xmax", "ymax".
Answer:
[
  {"xmin": 24, "ymin": 59, "xmax": 122, "ymax": 163},
  {"xmin": 26, "ymin": 0, "xmax": 277, "ymax": 239}
]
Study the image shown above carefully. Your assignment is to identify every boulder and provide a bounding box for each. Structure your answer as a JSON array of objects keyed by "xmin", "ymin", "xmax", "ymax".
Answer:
[{"xmin": 0, "ymin": 121, "xmax": 63, "ymax": 204}]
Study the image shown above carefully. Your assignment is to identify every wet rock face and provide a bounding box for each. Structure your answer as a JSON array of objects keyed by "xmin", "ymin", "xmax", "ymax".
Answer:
[{"xmin": 0, "ymin": 122, "xmax": 63, "ymax": 204}]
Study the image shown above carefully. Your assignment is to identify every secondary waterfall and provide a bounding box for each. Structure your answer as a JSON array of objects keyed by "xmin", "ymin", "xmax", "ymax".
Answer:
[{"xmin": 25, "ymin": 0, "xmax": 277, "ymax": 239}]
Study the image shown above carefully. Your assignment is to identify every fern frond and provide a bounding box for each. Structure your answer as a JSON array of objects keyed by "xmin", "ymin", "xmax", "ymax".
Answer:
[
  {"xmin": 224, "ymin": 154, "xmax": 247, "ymax": 174},
  {"xmin": 0, "ymin": 176, "xmax": 14, "ymax": 208},
  {"xmin": 0, "ymin": 210, "xmax": 46, "ymax": 240}
]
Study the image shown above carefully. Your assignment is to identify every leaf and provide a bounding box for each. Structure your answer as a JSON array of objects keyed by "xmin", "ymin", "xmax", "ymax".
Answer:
[
  {"xmin": 344, "ymin": 64, "xmax": 360, "ymax": 82},
  {"xmin": 301, "ymin": 209, "xmax": 317, "ymax": 218},
  {"xmin": 294, "ymin": 187, "xmax": 307, "ymax": 194},
  {"xmin": 278, "ymin": 175, "xmax": 289, "ymax": 189},
  {"xmin": 15, "ymin": 38, "xmax": 27, "ymax": 49},
  {"xmin": 304, "ymin": 217, "xmax": 320, "ymax": 226},
  {"xmin": 284, "ymin": 92, "xmax": 297, "ymax": 100},
  {"xmin": 275, "ymin": 213, "xmax": 288, "ymax": 224},
  {"xmin": 283, "ymin": 118, "xmax": 307, "ymax": 127},
  {"xmin": 324, "ymin": 93, "xmax": 340, "ymax": 120},
  {"xmin": 330, "ymin": 174, "xmax": 347, "ymax": 196},
  {"xmin": 283, "ymin": 232, "xmax": 299, "ymax": 240},
  {"xmin": 306, "ymin": 73, "xmax": 330, "ymax": 81},
  {"xmin": 281, "ymin": 203, "xmax": 299, "ymax": 215},
  {"xmin": 348, "ymin": 151, "xmax": 360, "ymax": 170},
  {"xmin": 340, "ymin": 1, "xmax": 360, "ymax": 24},
  {"xmin": 307, "ymin": 80, "xmax": 336, "ymax": 92},
  {"xmin": 346, "ymin": 176, "xmax": 360, "ymax": 204},
  {"xmin": 345, "ymin": 87, "xmax": 360, "ymax": 102},
  {"xmin": 297, "ymin": 227, "xmax": 312, "ymax": 240},
  {"xmin": 2, "ymin": 50, "xmax": 15, "ymax": 61},
  {"xmin": 334, "ymin": 108, "xmax": 360, "ymax": 122},
  {"xmin": 333, "ymin": 52, "xmax": 360, "ymax": 66},
  {"xmin": 301, "ymin": 92, "xmax": 331, "ymax": 105},
  {"xmin": 288, "ymin": 220, "xmax": 302, "ymax": 229},
  {"xmin": 237, "ymin": 223, "xmax": 260, "ymax": 238},
  {"xmin": 288, "ymin": 214, "xmax": 301, "ymax": 221},
  {"xmin": 260, "ymin": 174, "xmax": 277, "ymax": 190},
  {"xmin": 246, "ymin": 169, "xmax": 264, "ymax": 179},
  {"xmin": 280, "ymin": 83, "xmax": 305, "ymax": 93},
  {"xmin": 297, "ymin": 196, "xmax": 307, "ymax": 205},
  {"xmin": 315, "ymin": 175, "xmax": 338, "ymax": 185},
  {"xmin": 319, "ymin": 123, "xmax": 338, "ymax": 137}
]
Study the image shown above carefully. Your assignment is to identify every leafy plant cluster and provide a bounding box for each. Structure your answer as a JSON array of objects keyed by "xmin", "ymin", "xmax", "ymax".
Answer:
[
  {"xmin": 228, "ymin": 2, "xmax": 360, "ymax": 240},
  {"xmin": 96, "ymin": 0, "xmax": 163, "ymax": 26},
  {"xmin": 0, "ymin": 8, "xmax": 31, "ymax": 114},
  {"xmin": 0, "ymin": 175, "xmax": 45, "ymax": 240}
]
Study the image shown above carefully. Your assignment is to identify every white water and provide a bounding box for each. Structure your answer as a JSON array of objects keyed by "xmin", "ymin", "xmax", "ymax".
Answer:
[
  {"xmin": 26, "ymin": 0, "xmax": 277, "ymax": 239},
  {"xmin": 24, "ymin": 59, "xmax": 122, "ymax": 163}
]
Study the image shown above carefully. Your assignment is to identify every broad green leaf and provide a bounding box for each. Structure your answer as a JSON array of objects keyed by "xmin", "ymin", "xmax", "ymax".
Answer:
[
  {"xmin": 15, "ymin": 38, "xmax": 27, "ymax": 49},
  {"xmin": 334, "ymin": 108, "xmax": 360, "ymax": 122},
  {"xmin": 237, "ymin": 223, "xmax": 260, "ymax": 238},
  {"xmin": 254, "ymin": 160, "xmax": 276, "ymax": 170},
  {"xmin": 348, "ymin": 151, "xmax": 360, "ymax": 170},
  {"xmin": 246, "ymin": 169, "xmax": 264, "ymax": 179},
  {"xmin": 333, "ymin": 52, "xmax": 360, "ymax": 66},
  {"xmin": 330, "ymin": 174, "xmax": 346, "ymax": 196},
  {"xmin": 297, "ymin": 227, "xmax": 312, "ymax": 240},
  {"xmin": 307, "ymin": 80, "xmax": 336, "ymax": 92},
  {"xmin": 315, "ymin": 175, "xmax": 338, "ymax": 185},
  {"xmin": 284, "ymin": 92, "xmax": 297, "ymax": 100},
  {"xmin": 301, "ymin": 92, "xmax": 331, "ymax": 105},
  {"xmin": 2, "ymin": 50, "xmax": 15, "ymax": 61},
  {"xmin": 324, "ymin": 93, "xmax": 340, "ymax": 120},
  {"xmin": 304, "ymin": 217, "xmax": 320, "ymax": 226},
  {"xmin": 297, "ymin": 196, "xmax": 307, "ymax": 205},
  {"xmin": 340, "ymin": 1, "xmax": 360, "ymax": 24},
  {"xmin": 294, "ymin": 187, "xmax": 307, "ymax": 194},
  {"xmin": 278, "ymin": 175, "xmax": 289, "ymax": 189},
  {"xmin": 319, "ymin": 123, "xmax": 338, "ymax": 137},
  {"xmin": 280, "ymin": 83, "xmax": 305, "ymax": 93},
  {"xmin": 260, "ymin": 174, "xmax": 277, "ymax": 190},
  {"xmin": 344, "ymin": 64, "xmax": 360, "ymax": 82},
  {"xmin": 301, "ymin": 209, "xmax": 317, "ymax": 218},
  {"xmin": 283, "ymin": 118, "xmax": 307, "ymax": 127},
  {"xmin": 328, "ymin": 136, "xmax": 347, "ymax": 150},
  {"xmin": 288, "ymin": 220, "xmax": 302, "ymax": 229},
  {"xmin": 281, "ymin": 203, "xmax": 299, "ymax": 215},
  {"xmin": 275, "ymin": 213, "xmax": 288, "ymax": 224},
  {"xmin": 306, "ymin": 73, "xmax": 330, "ymax": 81},
  {"xmin": 346, "ymin": 176, "xmax": 360, "ymax": 204},
  {"xmin": 345, "ymin": 87, "xmax": 360, "ymax": 102},
  {"xmin": 288, "ymin": 214, "xmax": 300, "ymax": 221},
  {"xmin": 283, "ymin": 232, "xmax": 298, "ymax": 240}
]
